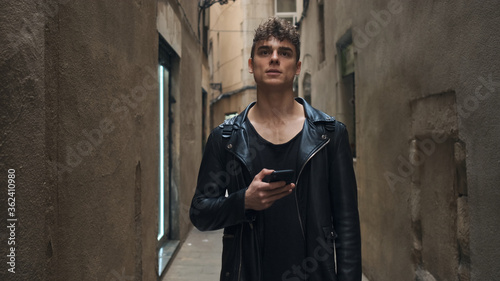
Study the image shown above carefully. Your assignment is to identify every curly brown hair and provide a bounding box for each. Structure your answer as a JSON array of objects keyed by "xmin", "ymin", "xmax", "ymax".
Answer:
[{"xmin": 251, "ymin": 17, "xmax": 301, "ymax": 62}]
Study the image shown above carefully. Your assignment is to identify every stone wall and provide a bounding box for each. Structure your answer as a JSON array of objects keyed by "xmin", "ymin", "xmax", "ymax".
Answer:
[
  {"xmin": 0, "ymin": 0, "xmax": 203, "ymax": 279},
  {"xmin": 298, "ymin": 0, "xmax": 500, "ymax": 280}
]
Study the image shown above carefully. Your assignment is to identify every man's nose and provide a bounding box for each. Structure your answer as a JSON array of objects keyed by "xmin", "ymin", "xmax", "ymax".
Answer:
[{"xmin": 270, "ymin": 50, "xmax": 279, "ymax": 63}]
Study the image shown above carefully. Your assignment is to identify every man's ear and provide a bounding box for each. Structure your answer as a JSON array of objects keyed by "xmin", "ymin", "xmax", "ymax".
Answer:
[
  {"xmin": 295, "ymin": 61, "xmax": 302, "ymax": 76},
  {"xmin": 248, "ymin": 58, "xmax": 254, "ymax": 73}
]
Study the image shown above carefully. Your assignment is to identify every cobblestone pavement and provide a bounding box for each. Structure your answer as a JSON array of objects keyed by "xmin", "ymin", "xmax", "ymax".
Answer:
[{"xmin": 162, "ymin": 227, "xmax": 369, "ymax": 281}]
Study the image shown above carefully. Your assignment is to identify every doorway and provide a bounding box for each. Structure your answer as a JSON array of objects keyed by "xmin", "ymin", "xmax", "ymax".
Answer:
[{"xmin": 158, "ymin": 35, "xmax": 179, "ymax": 276}]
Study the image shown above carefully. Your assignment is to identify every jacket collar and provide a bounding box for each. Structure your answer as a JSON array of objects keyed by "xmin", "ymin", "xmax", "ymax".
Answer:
[
  {"xmin": 225, "ymin": 97, "xmax": 335, "ymax": 175},
  {"xmin": 232, "ymin": 97, "xmax": 334, "ymax": 128}
]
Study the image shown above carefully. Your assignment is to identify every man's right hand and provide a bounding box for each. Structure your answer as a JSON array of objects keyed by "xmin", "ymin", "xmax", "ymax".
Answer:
[{"xmin": 244, "ymin": 168, "xmax": 295, "ymax": 211}]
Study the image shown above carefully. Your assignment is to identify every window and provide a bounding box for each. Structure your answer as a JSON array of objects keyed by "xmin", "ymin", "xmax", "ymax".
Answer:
[
  {"xmin": 277, "ymin": 0, "xmax": 296, "ymax": 12},
  {"xmin": 340, "ymin": 44, "xmax": 355, "ymax": 76},
  {"xmin": 275, "ymin": 0, "xmax": 298, "ymax": 25},
  {"xmin": 337, "ymin": 30, "xmax": 356, "ymax": 158},
  {"xmin": 202, "ymin": 8, "xmax": 210, "ymax": 56}
]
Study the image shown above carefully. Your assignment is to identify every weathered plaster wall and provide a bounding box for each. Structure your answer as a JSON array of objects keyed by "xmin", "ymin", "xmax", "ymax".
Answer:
[
  {"xmin": 452, "ymin": 1, "xmax": 500, "ymax": 278},
  {"xmin": 177, "ymin": 8, "xmax": 204, "ymax": 241},
  {"xmin": 0, "ymin": 1, "xmax": 55, "ymax": 279},
  {"xmin": 50, "ymin": 2, "xmax": 159, "ymax": 278},
  {"xmin": 1, "ymin": 0, "xmax": 202, "ymax": 279},
  {"xmin": 299, "ymin": 0, "xmax": 500, "ymax": 280},
  {"xmin": 209, "ymin": 0, "xmax": 245, "ymax": 94}
]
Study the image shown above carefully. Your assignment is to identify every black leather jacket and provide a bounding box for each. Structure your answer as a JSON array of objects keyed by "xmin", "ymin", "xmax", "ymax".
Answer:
[{"xmin": 190, "ymin": 98, "xmax": 361, "ymax": 281}]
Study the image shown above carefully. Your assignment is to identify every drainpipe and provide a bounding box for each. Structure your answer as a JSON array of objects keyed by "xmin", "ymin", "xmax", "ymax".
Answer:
[{"xmin": 295, "ymin": 0, "xmax": 310, "ymax": 29}]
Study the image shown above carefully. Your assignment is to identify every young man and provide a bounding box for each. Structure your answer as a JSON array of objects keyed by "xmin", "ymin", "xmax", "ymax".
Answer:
[{"xmin": 190, "ymin": 17, "xmax": 361, "ymax": 281}]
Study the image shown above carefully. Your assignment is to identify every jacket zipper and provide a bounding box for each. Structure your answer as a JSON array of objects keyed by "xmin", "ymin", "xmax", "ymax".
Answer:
[
  {"xmin": 294, "ymin": 138, "xmax": 330, "ymax": 239},
  {"xmin": 237, "ymin": 221, "xmax": 261, "ymax": 281},
  {"xmin": 237, "ymin": 225, "xmax": 243, "ymax": 281},
  {"xmin": 252, "ymin": 221, "xmax": 263, "ymax": 281},
  {"xmin": 227, "ymin": 151, "xmax": 252, "ymax": 281}
]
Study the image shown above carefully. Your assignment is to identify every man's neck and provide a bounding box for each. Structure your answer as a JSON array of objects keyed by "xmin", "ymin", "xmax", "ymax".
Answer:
[
  {"xmin": 247, "ymin": 91, "xmax": 305, "ymax": 144},
  {"xmin": 250, "ymin": 90, "xmax": 302, "ymax": 123}
]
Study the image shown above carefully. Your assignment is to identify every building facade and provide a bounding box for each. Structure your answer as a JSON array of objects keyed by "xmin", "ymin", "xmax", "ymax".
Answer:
[
  {"xmin": 298, "ymin": 0, "xmax": 500, "ymax": 280},
  {"xmin": 0, "ymin": 0, "xmax": 206, "ymax": 279}
]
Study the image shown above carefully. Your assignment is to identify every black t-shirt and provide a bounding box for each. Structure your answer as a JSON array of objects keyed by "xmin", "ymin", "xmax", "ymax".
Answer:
[{"xmin": 246, "ymin": 119, "xmax": 306, "ymax": 280}]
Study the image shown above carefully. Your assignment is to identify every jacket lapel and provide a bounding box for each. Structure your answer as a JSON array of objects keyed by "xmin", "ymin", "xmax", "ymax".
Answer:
[{"xmin": 225, "ymin": 102, "xmax": 257, "ymax": 175}]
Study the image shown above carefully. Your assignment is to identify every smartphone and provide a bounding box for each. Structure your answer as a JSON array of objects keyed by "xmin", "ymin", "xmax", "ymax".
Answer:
[{"xmin": 262, "ymin": 169, "xmax": 295, "ymax": 185}]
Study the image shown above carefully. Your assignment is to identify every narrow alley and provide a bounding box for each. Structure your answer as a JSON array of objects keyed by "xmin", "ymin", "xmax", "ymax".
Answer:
[{"xmin": 1, "ymin": 0, "xmax": 499, "ymax": 280}]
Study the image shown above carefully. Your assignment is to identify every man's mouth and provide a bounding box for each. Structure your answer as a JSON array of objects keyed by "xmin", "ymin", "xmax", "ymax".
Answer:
[{"xmin": 266, "ymin": 69, "xmax": 282, "ymax": 74}]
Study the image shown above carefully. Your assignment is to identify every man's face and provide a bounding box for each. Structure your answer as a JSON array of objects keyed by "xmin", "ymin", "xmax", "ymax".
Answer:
[{"xmin": 248, "ymin": 37, "xmax": 301, "ymax": 89}]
